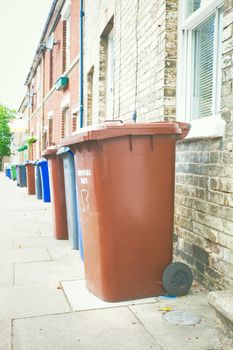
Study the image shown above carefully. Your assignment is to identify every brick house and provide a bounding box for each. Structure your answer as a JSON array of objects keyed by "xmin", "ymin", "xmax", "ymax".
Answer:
[
  {"xmin": 24, "ymin": 0, "xmax": 80, "ymax": 161},
  {"xmin": 81, "ymin": 0, "xmax": 233, "ymax": 291},
  {"xmin": 22, "ymin": 0, "xmax": 233, "ymax": 292},
  {"xmin": 10, "ymin": 96, "xmax": 29, "ymax": 165}
]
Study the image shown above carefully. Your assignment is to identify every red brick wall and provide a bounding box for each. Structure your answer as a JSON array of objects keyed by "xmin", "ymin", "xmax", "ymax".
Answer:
[{"xmin": 28, "ymin": 0, "xmax": 81, "ymax": 159}]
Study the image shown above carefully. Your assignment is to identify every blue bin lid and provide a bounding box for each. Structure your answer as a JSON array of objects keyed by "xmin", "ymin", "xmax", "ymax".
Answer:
[
  {"xmin": 57, "ymin": 146, "xmax": 73, "ymax": 157},
  {"xmin": 37, "ymin": 158, "xmax": 48, "ymax": 165}
]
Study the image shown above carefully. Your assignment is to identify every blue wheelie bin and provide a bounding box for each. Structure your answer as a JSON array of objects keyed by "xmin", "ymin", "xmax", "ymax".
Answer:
[
  {"xmin": 6, "ymin": 165, "xmax": 11, "ymax": 179},
  {"xmin": 57, "ymin": 147, "xmax": 83, "ymax": 256},
  {"xmin": 37, "ymin": 159, "xmax": 51, "ymax": 202},
  {"xmin": 35, "ymin": 161, "xmax": 42, "ymax": 200}
]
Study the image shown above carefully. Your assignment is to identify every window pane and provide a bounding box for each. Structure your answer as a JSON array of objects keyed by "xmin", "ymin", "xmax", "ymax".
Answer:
[
  {"xmin": 192, "ymin": 14, "xmax": 215, "ymax": 119},
  {"xmin": 186, "ymin": 0, "xmax": 201, "ymax": 17}
]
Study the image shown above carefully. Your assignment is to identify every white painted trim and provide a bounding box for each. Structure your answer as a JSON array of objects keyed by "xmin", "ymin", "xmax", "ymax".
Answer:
[
  {"xmin": 43, "ymin": 55, "xmax": 79, "ymax": 104},
  {"xmin": 182, "ymin": 0, "xmax": 223, "ymax": 30},
  {"xmin": 71, "ymin": 105, "xmax": 79, "ymax": 116},
  {"xmin": 61, "ymin": 94, "xmax": 70, "ymax": 110},
  {"xmin": 176, "ymin": 0, "xmax": 185, "ymax": 121},
  {"xmin": 48, "ymin": 111, "xmax": 53, "ymax": 120},
  {"xmin": 184, "ymin": 115, "xmax": 226, "ymax": 140},
  {"xmin": 61, "ymin": 0, "xmax": 71, "ymax": 20},
  {"xmin": 29, "ymin": 106, "xmax": 42, "ymax": 121},
  {"xmin": 177, "ymin": 0, "xmax": 224, "ymax": 127}
]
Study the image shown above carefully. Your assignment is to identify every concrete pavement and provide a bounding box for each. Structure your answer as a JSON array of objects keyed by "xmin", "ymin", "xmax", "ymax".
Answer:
[{"xmin": 0, "ymin": 172, "xmax": 228, "ymax": 349}]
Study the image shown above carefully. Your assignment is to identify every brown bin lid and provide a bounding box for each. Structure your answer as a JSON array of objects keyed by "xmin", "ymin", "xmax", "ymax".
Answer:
[
  {"xmin": 42, "ymin": 146, "xmax": 58, "ymax": 158},
  {"xmin": 61, "ymin": 121, "xmax": 191, "ymax": 146}
]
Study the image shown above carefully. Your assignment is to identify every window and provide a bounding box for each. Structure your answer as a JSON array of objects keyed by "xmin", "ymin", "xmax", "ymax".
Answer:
[
  {"xmin": 36, "ymin": 65, "xmax": 41, "ymax": 107},
  {"xmin": 48, "ymin": 112, "xmax": 53, "ymax": 145},
  {"xmin": 87, "ymin": 67, "xmax": 94, "ymax": 125},
  {"xmin": 177, "ymin": 0, "xmax": 225, "ymax": 137},
  {"xmin": 99, "ymin": 17, "xmax": 114, "ymax": 121},
  {"xmin": 62, "ymin": 0, "xmax": 71, "ymax": 71},
  {"xmin": 66, "ymin": 15, "xmax": 71, "ymax": 68},
  {"xmin": 71, "ymin": 105, "xmax": 79, "ymax": 132},
  {"xmin": 62, "ymin": 108, "xmax": 70, "ymax": 138},
  {"xmin": 65, "ymin": 108, "xmax": 70, "ymax": 137},
  {"xmin": 186, "ymin": 0, "xmax": 201, "ymax": 17},
  {"xmin": 106, "ymin": 29, "xmax": 114, "ymax": 120},
  {"xmin": 193, "ymin": 14, "xmax": 216, "ymax": 119},
  {"xmin": 49, "ymin": 51, "xmax": 53, "ymax": 89}
]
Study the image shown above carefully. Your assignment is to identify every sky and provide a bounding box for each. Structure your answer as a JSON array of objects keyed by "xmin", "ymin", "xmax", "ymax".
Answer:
[{"xmin": 0, "ymin": 0, "xmax": 53, "ymax": 111}]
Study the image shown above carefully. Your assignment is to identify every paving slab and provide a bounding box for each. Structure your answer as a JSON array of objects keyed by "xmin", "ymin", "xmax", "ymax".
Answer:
[
  {"xmin": 0, "ymin": 283, "xmax": 70, "ymax": 319},
  {"xmin": 129, "ymin": 294, "xmax": 221, "ymax": 350},
  {"xmin": 13, "ymin": 236, "xmax": 66, "ymax": 249},
  {"xmin": 0, "ymin": 173, "xmax": 228, "ymax": 350},
  {"xmin": 0, "ymin": 239, "xmax": 13, "ymax": 249},
  {"xmin": 0, "ymin": 319, "xmax": 11, "ymax": 350},
  {"xmin": 1, "ymin": 230, "xmax": 44, "ymax": 239},
  {"xmin": 0, "ymin": 247, "xmax": 51, "ymax": 264},
  {"xmin": 15, "ymin": 259, "xmax": 84, "ymax": 285},
  {"xmin": 0, "ymin": 264, "xmax": 14, "ymax": 287},
  {"xmin": 61, "ymin": 279, "xmax": 157, "ymax": 311},
  {"xmin": 13, "ymin": 307, "xmax": 162, "ymax": 350},
  {"xmin": 0, "ymin": 214, "xmax": 15, "ymax": 231},
  {"xmin": 46, "ymin": 244, "xmax": 80, "ymax": 260}
]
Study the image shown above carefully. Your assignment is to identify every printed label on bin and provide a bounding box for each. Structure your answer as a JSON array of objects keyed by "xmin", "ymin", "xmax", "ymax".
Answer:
[
  {"xmin": 81, "ymin": 189, "xmax": 90, "ymax": 213},
  {"xmin": 77, "ymin": 170, "xmax": 92, "ymax": 176},
  {"xmin": 78, "ymin": 169, "xmax": 92, "ymax": 185},
  {"xmin": 78, "ymin": 170, "xmax": 92, "ymax": 212}
]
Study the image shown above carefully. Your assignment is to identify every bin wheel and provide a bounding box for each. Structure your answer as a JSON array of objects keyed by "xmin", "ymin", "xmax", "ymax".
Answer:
[{"xmin": 162, "ymin": 262, "xmax": 193, "ymax": 296}]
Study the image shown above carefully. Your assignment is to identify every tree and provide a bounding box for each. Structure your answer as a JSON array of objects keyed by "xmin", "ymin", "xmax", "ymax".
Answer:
[{"xmin": 0, "ymin": 105, "xmax": 15, "ymax": 170}]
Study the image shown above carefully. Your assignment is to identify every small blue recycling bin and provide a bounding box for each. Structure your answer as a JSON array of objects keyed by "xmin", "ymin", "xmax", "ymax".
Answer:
[
  {"xmin": 37, "ymin": 159, "xmax": 51, "ymax": 203},
  {"xmin": 57, "ymin": 147, "xmax": 83, "ymax": 257},
  {"xmin": 17, "ymin": 164, "xmax": 27, "ymax": 187},
  {"xmin": 35, "ymin": 161, "xmax": 42, "ymax": 200},
  {"xmin": 6, "ymin": 165, "xmax": 11, "ymax": 179}
]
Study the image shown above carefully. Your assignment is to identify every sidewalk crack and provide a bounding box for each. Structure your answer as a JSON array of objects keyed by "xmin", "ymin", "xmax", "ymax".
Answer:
[
  {"xmin": 10, "ymin": 319, "xmax": 14, "ymax": 350},
  {"xmin": 127, "ymin": 306, "xmax": 164, "ymax": 350},
  {"xmin": 13, "ymin": 263, "xmax": 15, "ymax": 286},
  {"xmin": 44, "ymin": 246, "xmax": 53, "ymax": 260}
]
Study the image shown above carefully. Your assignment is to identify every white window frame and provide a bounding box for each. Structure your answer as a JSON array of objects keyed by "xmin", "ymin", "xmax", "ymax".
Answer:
[
  {"xmin": 36, "ymin": 64, "xmax": 41, "ymax": 107},
  {"xmin": 72, "ymin": 105, "xmax": 80, "ymax": 134},
  {"xmin": 64, "ymin": 107, "xmax": 70, "ymax": 137},
  {"xmin": 61, "ymin": 94, "xmax": 70, "ymax": 138},
  {"xmin": 176, "ymin": 0, "xmax": 225, "ymax": 139}
]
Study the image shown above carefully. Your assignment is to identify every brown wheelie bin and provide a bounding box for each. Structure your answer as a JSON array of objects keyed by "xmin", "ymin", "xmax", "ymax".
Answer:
[
  {"xmin": 63, "ymin": 121, "xmax": 191, "ymax": 302},
  {"xmin": 25, "ymin": 162, "xmax": 36, "ymax": 195},
  {"xmin": 42, "ymin": 147, "xmax": 68, "ymax": 240}
]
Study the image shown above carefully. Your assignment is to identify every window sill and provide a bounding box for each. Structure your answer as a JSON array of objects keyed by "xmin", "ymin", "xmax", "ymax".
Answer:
[{"xmin": 180, "ymin": 115, "xmax": 226, "ymax": 142}]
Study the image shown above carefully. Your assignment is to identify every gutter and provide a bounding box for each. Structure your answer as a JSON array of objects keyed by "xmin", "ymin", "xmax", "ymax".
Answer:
[{"xmin": 24, "ymin": 0, "xmax": 65, "ymax": 86}]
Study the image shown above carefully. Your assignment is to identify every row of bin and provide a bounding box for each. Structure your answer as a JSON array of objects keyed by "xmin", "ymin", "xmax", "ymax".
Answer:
[
  {"xmin": 6, "ymin": 152, "xmax": 83, "ymax": 258},
  {"xmin": 5, "ymin": 121, "xmax": 194, "ymax": 302}
]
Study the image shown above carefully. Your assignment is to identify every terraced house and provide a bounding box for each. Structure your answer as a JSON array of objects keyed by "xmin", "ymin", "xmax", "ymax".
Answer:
[{"xmin": 21, "ymin": 0, "xmax": 233, "ymax": 300}]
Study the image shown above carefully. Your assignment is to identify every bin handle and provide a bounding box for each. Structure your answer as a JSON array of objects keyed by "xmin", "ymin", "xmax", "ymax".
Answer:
[
  {"xmin": 104, "ymin": 119, "xmax": 123, "ymax": 124},
  {"xmin": 176, "ymin": 122, "xmax": 191, "ymax": 141}
]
